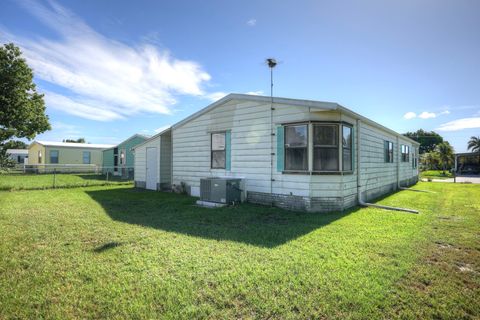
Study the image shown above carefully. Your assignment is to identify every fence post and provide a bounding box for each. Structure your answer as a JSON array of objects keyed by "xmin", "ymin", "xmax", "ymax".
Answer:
[
  {"xmin": 106, "ymin": 170, "xmax": 109, "ymax": 185},
  {"xmin": 53, "ymin": 168, "xmax": 56, "ymax": 188}
]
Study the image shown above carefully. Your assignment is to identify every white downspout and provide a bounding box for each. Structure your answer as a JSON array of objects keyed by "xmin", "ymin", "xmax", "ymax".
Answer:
[{"xmin": 356, "ymin": 119, "xmax": 419, "ymax": 214}]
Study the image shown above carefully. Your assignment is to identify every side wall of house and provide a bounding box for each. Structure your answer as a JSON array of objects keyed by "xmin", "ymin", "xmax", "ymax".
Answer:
[
  {"xmin": 27, "ymin": 143, "xmax": 45, "ymax": 165},
  {"xmin": 133, "ymin": 136, "xmax": 160, "ymax": 189},
  {"xmin": 172, "ymin": 99, "xmax": 346, "ymax": 210},
  {"xmin": 44, "ymin": 146, "xmax": 104, "ymax": 166},
  {"xmin": 160, "ymin": 131, "xmax": 172, "ymax": 189},
  {"xmin": 120, "ymin": 136, "xmax": 147, "ymax": 168}
]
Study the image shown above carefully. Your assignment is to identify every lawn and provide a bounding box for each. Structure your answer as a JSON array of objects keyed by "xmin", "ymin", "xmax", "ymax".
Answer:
[
  {"xmin": 420, "ymin": 170, "xmax": 454, "ymax": 180},
  {"xmin": 0, "ymin": 172, "xmax": 132, "ymax": 190},
  {"xmin": 0, "ymin": 183, "xmax": 478, "ymax": 319}
]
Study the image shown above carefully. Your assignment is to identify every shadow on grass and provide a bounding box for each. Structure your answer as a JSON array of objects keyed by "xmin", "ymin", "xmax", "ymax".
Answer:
[
  {"xmin": 93, "ymin": 241, "xmax": 123, "ymax": 253},
  {"xmin": 86, "ymin": 187, "xmax": 356, "ymax": 248}
]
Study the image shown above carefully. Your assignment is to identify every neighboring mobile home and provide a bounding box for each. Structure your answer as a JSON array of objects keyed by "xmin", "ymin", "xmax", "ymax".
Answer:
[
  {"xmin": 102, "ymin": 134, "xmax": 149, "ymax": 177},
  {"xmin": 134, "ymin": 94, "xmax": 420, "ymax": 212},
  {"xmin": 6, "ymin": 149, "xmax": 28, "ymax": 164},
  {"xmin": 28, "ymin": 141, "xmax": 114, "ymax": 171}
]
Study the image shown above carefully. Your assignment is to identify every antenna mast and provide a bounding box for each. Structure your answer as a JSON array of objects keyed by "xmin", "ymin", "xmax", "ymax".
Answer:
[{"xmin": 266, "ymin": 58, "xmax": 277, "ymax": 205}]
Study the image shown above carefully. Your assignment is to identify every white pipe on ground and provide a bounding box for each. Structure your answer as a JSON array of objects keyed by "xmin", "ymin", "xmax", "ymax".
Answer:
[{"xmin": 356, "ymin": 119, "xmax": 419, "ymax": 214}]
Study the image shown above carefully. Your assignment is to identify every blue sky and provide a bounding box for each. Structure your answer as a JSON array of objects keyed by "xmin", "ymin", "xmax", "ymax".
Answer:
[{"xmin": 1, "ymin": 0, "xmax": 479, "ymax": 152}]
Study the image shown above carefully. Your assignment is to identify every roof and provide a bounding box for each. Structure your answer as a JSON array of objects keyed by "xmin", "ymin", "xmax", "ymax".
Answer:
[
  {"xmin": 6, "ymin": 149, "xmax": 28, "ymax": 154},
  {"xmin": 31, "ymin": 141, "xmax": 115, "ymax": 149},
  {"xmin": 132, "ymin": 128, "xmax": 171, "ymax": 150},
  {"xmin": 456, "ymin": 151, "xmax": 480, "ymax": 156},
  {"xmin": 102, "ymin": 134, "xmax": 150, "ymax": 151},
  {"xmin": 171, "ymin": 93, "xmax": 420, "ymax": 145}
]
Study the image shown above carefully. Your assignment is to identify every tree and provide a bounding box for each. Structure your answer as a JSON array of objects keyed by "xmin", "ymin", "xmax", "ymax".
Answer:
[
  {"xmin": 435, "ymin": 141, "xmax": 454, "ymax": 174},
  {"xmin": 421, "ymin": 152, "xmax": 440, "ymax": 170},
  {"xmin": 467, "ymin": 136, "xmax": 480, "ymax": 153},
  {"xmin": 63, "ymin": 138, "xmax": 86, "ymax": 143},
  {"xmin": 0, "ymin": 43, "xmax": 50, "ymax": 166},
  {"xmin": 404, "ymin": 129, "xmax": 444, "ymax": 154},
  {"xmin": 1, "ymin": 140, "xmax": 27, "ymax": 149}
]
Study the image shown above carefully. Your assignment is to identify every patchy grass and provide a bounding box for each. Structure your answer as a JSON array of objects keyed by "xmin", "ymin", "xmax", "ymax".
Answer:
[
  {"xmin": 0, "ymin": 183, "xmax": 478, "ymax": 319},
  {"xmin": 0, "ymin": 172, "xmax": 132, "ymax": 191},
  {"xmin": 420, "ymin": 170, "xmax": 453, "ymax": 180}
]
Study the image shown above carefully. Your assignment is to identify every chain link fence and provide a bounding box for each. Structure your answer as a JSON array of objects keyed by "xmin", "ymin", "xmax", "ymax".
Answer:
[{"xmin": 0, "ymin": 164, "xmax": 134, "ymax": 191}]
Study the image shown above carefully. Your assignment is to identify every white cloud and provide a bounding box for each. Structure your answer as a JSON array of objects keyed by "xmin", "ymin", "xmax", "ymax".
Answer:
[
  {"xmin": 436, "ymin": 117, "xmax": 480, "ymax": 131},
  {"xmin": 245, "ymin": 90, "xmax": 264, "ymax": 96},
  {"xmin": 418, "ymin": 111, "xmax": 436, "ymax": 119},
  {"xmin": 246, "ymin": 19, "xmax": 257, "ymax": 26},
  {"xmin": 1, "ymin": 0, "xmax": 219, "ymax": 121},
  {"xmin": 403, "ymin": 112, "xmax": 417, "ymax": 119},
  {"xmin": 404, "ymin": 109, "xmax": 451, "ymax": 120}
]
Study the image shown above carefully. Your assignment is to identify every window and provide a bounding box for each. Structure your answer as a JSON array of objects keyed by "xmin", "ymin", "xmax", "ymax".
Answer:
[
  {"xmin": 401, "ymin": 145, "xmax": 410, "ymax": 162},
  {"xmin": 313, "ymin": 124, "xmax": 338, "ymax": 171},
  {"xmin": 83, "ymin": 151, "xmax": 91, "ymax": 164},
  {"xmin": 284, "ymin": 125, "xmax": 308, "ymax": 171},
  {"xmin": 38, "ymin": 150, "xmax": 42, "ymax": 164},
  {"xmin": 50, "ymin": 150, "xmax": 59, "ymax": 164},
  {"xmin": 120, "ymin": 150, "xmax": 125, "ymax": 165},
  {"xmin": 342, "ymin": 125, "xmax": 353, "ymax": 171},
  {"xmin": 211, "ymin": 132, "xmax": 226, "ymax": 169},
  {"xmin": 412, "ymin": 149, "xmax": 417, "ymax": 169},
  {"xmin": 385, "ymin": 141, "xmax": 394, "ymax": 163}
]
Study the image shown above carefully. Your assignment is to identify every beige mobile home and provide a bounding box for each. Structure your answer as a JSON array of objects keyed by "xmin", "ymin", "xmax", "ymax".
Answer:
[
  {"xmin": 134, "ymin": 94, "xmax": 419, "ymax": 212},
  {"xmin": 28, "ymin": 141, "xmax": 114, "ymax": 170}
]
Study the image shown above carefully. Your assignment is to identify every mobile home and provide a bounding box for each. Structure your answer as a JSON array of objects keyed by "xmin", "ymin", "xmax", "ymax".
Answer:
[
  {"xmin": 134, "ymin": 94, "xmax": 419, "ymax": 212},
  {"xmin": 102, "ymin": 134, "xmax": 149, "ymax": 177}
]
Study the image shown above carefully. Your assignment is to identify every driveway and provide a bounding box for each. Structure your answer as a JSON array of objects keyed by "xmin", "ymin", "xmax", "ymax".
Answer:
[{"xmin": 422, "ymin": 175, "xmax": 480, "ymax": 184}]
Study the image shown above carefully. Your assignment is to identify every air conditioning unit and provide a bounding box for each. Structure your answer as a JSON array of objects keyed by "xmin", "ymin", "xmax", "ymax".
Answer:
[{"xmin": 200, "ymin": 177, "xmax": 242, "ymax": 204}]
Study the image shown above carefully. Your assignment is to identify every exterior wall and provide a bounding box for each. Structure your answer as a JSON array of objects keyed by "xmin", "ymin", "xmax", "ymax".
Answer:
[
  {"xmin": 120, "ymin": 136, "xmax": 147, "ymax": 168},
  {"xmin": 44, "ymin": 146, "xmax": 104, "ymax": 166},
  {"xmin": 27, "ymin": 143, "xmax": 45, "ymax": 165},
  {"xmin": 171, "ymin": 98, "xmax": 419, "ymax": 212},
  {"xmin": 159, "ymin": 131, "xmax": 172, "ymax": 188},
  {"xmin": 134, "ymin": 136, "xmax": 161, "ymax": 188},
  {"xmin": 102, "ymin": 149, "xmax": 114, "ymax": 169}
]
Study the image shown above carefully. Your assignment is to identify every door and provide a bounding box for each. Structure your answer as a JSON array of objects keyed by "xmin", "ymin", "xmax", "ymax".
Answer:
[{"xmin": 146, "ymin": 147, "xmax": 158, "ymax": 190}]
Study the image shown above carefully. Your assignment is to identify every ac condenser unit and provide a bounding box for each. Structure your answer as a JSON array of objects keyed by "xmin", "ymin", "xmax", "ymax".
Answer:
[{"xmin": 200, "ymin": 177, "xmax": 242, "ymax": 204}]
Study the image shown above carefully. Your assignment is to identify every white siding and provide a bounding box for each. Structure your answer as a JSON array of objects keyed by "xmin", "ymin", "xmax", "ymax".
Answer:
[{"xmin": 160, "ymin": 131, "xmax": 172, "ymax": 185}]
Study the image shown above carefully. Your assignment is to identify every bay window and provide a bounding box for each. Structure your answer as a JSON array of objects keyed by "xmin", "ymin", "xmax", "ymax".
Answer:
[
  {"xmin": 313, "ymin": 124, "xmax": 339, "ymax": 171},
  {"xmin": 342, "ymin": 125, "xmax": 353, "ymax": 171},
  {"xmin": 284, "ymin": 125, "xmax": 308, "ymax": 171}
]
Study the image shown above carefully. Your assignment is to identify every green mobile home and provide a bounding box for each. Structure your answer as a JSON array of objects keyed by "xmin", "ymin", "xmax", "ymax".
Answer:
[{"xmin": 103, "ymin": 134, "xmax": 149, "ymax": 177}]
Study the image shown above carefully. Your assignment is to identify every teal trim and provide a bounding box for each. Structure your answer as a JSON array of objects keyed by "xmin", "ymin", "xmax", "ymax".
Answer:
[
  {"xmin": 276, "ymin": 126, "xmax": 284, "ymax": 172},
  {"xmin": 225, "ymin": 131, "xmax": 231, "ymax": 171}
]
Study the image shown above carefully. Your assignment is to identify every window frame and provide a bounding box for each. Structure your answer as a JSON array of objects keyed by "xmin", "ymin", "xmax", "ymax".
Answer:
[
  {"xmin": 312, "ymin": 123, "xmax": 340, "ymax": 172},
  {"xmin": 211, "ymin": 131, "xmax": 226, "ymax": 169},
  {"xmin": 385, "ymin": 141, "xmax": 394, "ymax": 163},
  {"xmin": 82, "ymin": 151, "xmax": 91, "ymax": 164},
  {"xmin": 49, "ymin": 150, "xmax": 59, "ymax": 164},
  {"xmin": 284, "ymin": 124, "xmax": 309, "ymax": 172},
  {"xmin": 342, "ymin": 125, "xmax": 353, "ymax": 171},
  {"xmin": 401, "ymin": 145, "xmax": 410, "ymax": 162}
]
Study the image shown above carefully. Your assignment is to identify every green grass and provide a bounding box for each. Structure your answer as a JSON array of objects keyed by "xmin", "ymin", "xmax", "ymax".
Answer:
[
  {"xmin": 420, "ymin": 170, "xmax": 453, "ymax": 180},
  {"xmin": 0, "ymin": 183, "xmax": 478, "ymax": 319},
  {"xmin": 0, "ymin": 172, "xmax": 132, "ymax": 190}
]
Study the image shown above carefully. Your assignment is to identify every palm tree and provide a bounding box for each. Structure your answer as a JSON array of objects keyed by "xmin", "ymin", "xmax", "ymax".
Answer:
[{"xmin": 435, "ymin": 142, "xmax": 454, "ymax": 175}]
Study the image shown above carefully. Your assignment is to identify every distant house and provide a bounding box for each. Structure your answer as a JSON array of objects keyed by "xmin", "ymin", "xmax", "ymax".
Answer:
[
  {"xmin": 6, "ymin": 149, "xmax": 29, "ymax": 164},
  {"xmin": 28, "ymin": 141, "xmax": 114, "ymax": 171},
  {"xmin": 102, "ymin": 134, "xmax": 149, "ymax": 177},
  {"xmin": 455, "ymin": 151, "xmax": 480, "ymax": 174},
  {"xmin": 133, "ymin": 94, "xmax": 420, "ymax": 212}
]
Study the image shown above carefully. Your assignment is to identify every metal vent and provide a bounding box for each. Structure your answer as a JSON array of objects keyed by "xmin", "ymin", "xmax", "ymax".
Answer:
[{"xmin": 200, "ymin": 177, "xmax": 242, "ymax": 204}]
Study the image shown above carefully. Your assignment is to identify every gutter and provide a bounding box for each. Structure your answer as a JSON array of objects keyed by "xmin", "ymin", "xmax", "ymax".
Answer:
[{"xmin": 356, "ymin": 119, "xmax": 419, "ymax": 214}]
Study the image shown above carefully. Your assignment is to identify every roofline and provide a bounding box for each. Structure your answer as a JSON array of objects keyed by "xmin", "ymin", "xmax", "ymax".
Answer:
[
  {"xmin": 132, "ymin": 127, "xmax": 172, "ymax": 150},
  {"xmin": 456, "ymin": 151, "xmax": 480, "ymax": 156},
  {"xmin": 103, "ymin": 133, "xmax": 150, "ymax": 151},
  {"xmin": 29, "ymin": 141, "xmax": 115, "ymax": 149},
  {"xmin": 170, "ymin": 93, "xmax": 420, "ymax": 146}
]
